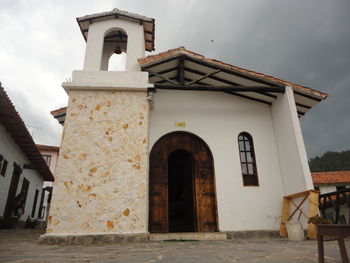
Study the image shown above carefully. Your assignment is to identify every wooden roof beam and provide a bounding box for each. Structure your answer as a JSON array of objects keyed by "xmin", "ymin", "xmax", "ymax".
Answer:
[
  {"xmin": 185, "ymin": 56, "xmax": 285, "ymax": 87},
  {"xmin": 148, "ymin": 70, "xmax": 179, "ymax": 85},
  {"xmin": 226, "ymin": 92, "xmax": 272, "ymax": 105},
  {"xmin": 294, "ymin": 90, "xmax": 322, "ymax": 102},
  {"xmin": 156, "ymin": 77, "xmax": 210, "ymax": 86},
  {"xmin": 152, "ymin": 66, "xmax": 178, "ymax": 76},
  {"xmin": 184, "ymin": 67, "xmax": 277, "ymax": 99},
  {"xmin": 186, "ymin": 69, "xmax": 221, "ymax": 86},
  {"xmin": 177, "ymin": 56, "xmax": 185, "ymax": 86},
  {"xmin": 154, "ymin": 84, "xmax": 285, "ymax": 93}
]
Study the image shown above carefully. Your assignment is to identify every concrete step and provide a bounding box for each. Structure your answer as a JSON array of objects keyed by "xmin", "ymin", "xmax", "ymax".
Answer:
[{"xmin": 150, "ymin": 232, "xmax": 228, "ymax": 241}]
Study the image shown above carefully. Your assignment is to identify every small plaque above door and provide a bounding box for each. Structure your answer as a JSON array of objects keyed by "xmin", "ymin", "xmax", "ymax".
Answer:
[{"xmin": 175, "ymin": 122, "xmax": 186, "ymax": 127}]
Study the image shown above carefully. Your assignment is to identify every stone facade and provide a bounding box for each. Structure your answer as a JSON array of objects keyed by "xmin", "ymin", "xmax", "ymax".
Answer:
[{"xmin": 47, "ymin": 90, "xmax": 149, "ymax": 234}]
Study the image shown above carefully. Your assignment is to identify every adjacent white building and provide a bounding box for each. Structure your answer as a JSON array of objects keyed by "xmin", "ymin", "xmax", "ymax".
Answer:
[
  {"xmin": 42, "ymin": 9, "xmax": 328, "ymax": 243},
  {"xmin": 0, "ymin": 84, "xmax": 54, "ymax": 227}
]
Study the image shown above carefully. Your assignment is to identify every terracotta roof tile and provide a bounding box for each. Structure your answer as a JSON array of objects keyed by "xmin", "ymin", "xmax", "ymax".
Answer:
[
  {"xmin": 77, "ymin": 9, "xmax": 155, "ymax": 51},
  {"xmin": 51, "ymin": 106, "xmax": 67, "ymax": 116},
  {"xmin": 311, "ymin": 171, "xmax": 350, "ymax": 185}
]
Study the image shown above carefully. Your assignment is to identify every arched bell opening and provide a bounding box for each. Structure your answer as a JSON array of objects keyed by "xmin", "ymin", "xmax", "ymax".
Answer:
[{"xmin": 101, "ymin": 29, "xmax": 127, "ymax": 71}]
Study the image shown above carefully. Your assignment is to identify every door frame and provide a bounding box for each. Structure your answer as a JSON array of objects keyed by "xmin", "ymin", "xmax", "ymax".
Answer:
[{"xmin": 148, "ymin": 131, "xmax": 219, "ymax": 233}]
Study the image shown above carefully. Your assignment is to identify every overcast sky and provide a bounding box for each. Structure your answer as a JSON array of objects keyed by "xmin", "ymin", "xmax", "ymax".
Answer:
[{"xmin": 0, "ymin": 0, "xmax": 349, "ymax": 159}]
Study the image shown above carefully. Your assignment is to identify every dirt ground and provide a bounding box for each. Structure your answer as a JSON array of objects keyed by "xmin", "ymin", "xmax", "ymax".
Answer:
[{"xmin": 0, "ymin": 228, "xmax": 349, "ymax": 263}]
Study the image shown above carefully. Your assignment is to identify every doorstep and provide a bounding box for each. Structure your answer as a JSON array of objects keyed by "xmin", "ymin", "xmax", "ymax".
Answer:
[{"xmin": 150, "ymin": 232, "xmax": 228, "ymax": 241}]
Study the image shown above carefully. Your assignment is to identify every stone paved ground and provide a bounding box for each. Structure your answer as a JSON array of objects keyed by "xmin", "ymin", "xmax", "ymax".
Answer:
[{"xmin": 0, "ymin": 229, "xmax": 349, "ymax": 263}]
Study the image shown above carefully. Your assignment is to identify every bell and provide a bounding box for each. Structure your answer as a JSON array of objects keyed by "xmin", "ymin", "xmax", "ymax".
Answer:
[{"xmin": 114, "ymin": 45, "xmax": 122, "ymax": 55}]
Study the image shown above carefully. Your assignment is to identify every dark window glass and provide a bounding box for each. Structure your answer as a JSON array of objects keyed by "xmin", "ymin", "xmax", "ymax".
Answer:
[
  {"xmin": 0, "ymin": 155, "xmax": 3, "ymax": 174},
  {"xmin": 238, "ymin": 132, "xmax": 259, "ymax": 186},
  {"xmin": 1, "ymin": 159, "xmax": 8, "ymax": 177},
  {"xmin": 21, "ymin": 178, "xmax": 30, "ymax": 208},
  {"xmin": 31, "ymin": 189, "xmax": 39, "ymax": 218},
  {"xmin": 336, "ymin": 186, "xmax": 346, "ymax": 191}
]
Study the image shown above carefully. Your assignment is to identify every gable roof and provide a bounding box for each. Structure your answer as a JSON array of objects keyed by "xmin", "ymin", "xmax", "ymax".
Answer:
[
  {"xmin": 139, "ymin": 47, "xmax": 328, "ymax": 117},
  {"xmin": 76, "ymin": 8, "xmax": 155, "ymax": 52},
  {"xmin": 312, "ymin": 171, "xmax": 350, "ymax": 185},
  {"xmin": 0, "ymin": 83, "xmax": 54, "ymax": 182},
  {"xmin": 139, "ymin": 47, "xmax": 326, "ymax": 98}
]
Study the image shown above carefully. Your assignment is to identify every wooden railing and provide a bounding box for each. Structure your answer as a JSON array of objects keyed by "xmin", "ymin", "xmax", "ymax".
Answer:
[{"xmin": 319, "ymin": 188, "xmax": 350, "ymax": 224}]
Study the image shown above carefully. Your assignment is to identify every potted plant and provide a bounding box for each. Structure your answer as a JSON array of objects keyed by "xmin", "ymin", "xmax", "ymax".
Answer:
[{"xmin": 308, "ymin": 215, "xmax": 332, "ymax": 225}]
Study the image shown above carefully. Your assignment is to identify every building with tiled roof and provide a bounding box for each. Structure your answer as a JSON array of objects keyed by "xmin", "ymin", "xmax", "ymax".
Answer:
[
  {"xmin": 0, "ymin": 83, "xmax": 54, "ymax": 228},
  {"xmin": 42, "ymin": 9, "xmax": 328, "ymax": 244},
  {"xmin": 312, "ymin": 171, "xmax": 350, "ymax": 224},
  {"xmin": 312, "ymin": 171, "xmax": 350, "ymax": 194}
]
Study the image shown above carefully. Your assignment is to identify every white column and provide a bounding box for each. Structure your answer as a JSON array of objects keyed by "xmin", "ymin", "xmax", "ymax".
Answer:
[
  {"xmin": 83, "ymin": 24, "xmax": 104, "ymax": 71},
  {"xmin": 271, "ymin": 86, "xmax": 313, "ymax": 195}
]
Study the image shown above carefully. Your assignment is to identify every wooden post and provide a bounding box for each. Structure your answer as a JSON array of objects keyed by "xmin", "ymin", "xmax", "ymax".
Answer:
[
  {"xmin": 279, "ymin": 197, "xmax": 291, "ymax": 237},
  {"xmin": 307, "ymin": 190, "xmax": 319, "ymax": 239},
  {"xmin": 335, "ymin": 193, "xmax": 340, "ymax": 224}
]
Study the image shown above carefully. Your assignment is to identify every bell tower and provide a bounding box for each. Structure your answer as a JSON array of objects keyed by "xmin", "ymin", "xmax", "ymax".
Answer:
[
  {"xmin": 43, "ymin": 9, "xmax": 155, "ymax": 242},
  {"xmin": 82, "ymin": 9, "xmax": 152, "ymax": 72}
]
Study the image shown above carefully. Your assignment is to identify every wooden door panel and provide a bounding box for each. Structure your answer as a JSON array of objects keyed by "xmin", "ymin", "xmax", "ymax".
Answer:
[
  {"xmin": 195, "ymin": 166, "xmax": 217, "ymax": 232},
  {"xmin": 149, "ymin": 149, "xmax": 168, "ymax": 232}
]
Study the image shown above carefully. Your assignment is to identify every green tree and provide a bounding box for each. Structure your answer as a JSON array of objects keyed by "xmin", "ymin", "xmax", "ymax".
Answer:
[{"xmin": 309, "ymin": 150, "xmax": 350, "ymax": 172}]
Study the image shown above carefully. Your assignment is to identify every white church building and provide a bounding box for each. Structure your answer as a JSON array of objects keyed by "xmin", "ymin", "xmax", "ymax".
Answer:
[{"xmin": 41, "ymin": 9, "xmax": 328, "ymax": 243}]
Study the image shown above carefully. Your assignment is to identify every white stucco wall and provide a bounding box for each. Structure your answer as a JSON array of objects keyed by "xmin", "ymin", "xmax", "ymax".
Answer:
[
  {"xmin": 319, "ymin": 185, "xmax": 337, "ymax": 194},
  {"xmin": 0, "ymin": 124, "xmax": 44, "ymax": 221},
  {"xmin": 149, "ymin": 90, "xmax": 286, "ymax": 231},
  {"xmin": 271, "ymin": 86, "xmax": 313, "ymax": 195}
]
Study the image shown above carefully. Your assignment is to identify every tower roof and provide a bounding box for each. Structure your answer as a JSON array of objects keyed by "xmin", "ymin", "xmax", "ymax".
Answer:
[{"xmin": 76, "ymin": 9, "xmax": 155, "ymax": 51}]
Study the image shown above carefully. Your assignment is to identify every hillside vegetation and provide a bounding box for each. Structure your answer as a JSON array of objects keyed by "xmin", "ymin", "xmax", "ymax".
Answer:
[{"xmin": 309, "ymin": 150, "xmax": 350, "ymax": 172}]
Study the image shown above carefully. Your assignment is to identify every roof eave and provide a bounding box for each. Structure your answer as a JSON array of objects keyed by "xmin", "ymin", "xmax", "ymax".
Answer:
[
  {"xmin": 76, "ymin": 9, "xmax": 155, "ymax": 52},
  {"xmin": 0, "ymin": 84, "xmax": 54, "ymax": 182},
  {"xmin": 139, "ymin": 47, "xmax": 328, "ymax": 101}
]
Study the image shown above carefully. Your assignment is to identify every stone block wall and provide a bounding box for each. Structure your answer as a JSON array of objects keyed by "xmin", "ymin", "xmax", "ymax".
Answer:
[{"xmin": 47, "ymin": 90, "xmax": 149, "ymax": 234}]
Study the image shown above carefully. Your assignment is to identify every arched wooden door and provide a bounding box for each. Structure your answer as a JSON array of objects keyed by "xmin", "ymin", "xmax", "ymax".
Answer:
[{"xmin": 149, "ymin": 131, "xmax": 218, "ymax": 233}]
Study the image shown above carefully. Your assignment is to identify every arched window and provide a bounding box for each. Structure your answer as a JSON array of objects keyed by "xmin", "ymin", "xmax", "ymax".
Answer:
[{"xmin": 238, "ymin": 132, "xmax": 259, "ymax": 186}]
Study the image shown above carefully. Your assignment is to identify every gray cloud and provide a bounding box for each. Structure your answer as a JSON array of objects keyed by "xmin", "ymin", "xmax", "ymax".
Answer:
[{"xmin": 1, "ymin": 0, "xmax": 349, "ymax": 158}]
